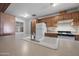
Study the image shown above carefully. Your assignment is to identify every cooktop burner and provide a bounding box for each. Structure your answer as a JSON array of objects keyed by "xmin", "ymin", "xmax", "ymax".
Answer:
[{"xmin": 58, "ymin": 31, "xmax": 74, "ymax": 36}]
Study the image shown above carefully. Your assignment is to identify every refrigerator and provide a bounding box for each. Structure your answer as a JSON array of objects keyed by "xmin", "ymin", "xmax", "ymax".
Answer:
[{"xmin": 35, "ymin": 23, "xmax": 47, "ymax": 41}]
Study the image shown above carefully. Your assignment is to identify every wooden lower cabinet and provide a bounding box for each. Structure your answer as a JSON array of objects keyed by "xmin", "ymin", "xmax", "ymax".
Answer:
[
  {"xmin": 75, "ymin": 35, "xmax": 79, "ymax": 41},
  {"xmin": 45, "ymin": 32, "xmax": 58, "ymax": 37}
]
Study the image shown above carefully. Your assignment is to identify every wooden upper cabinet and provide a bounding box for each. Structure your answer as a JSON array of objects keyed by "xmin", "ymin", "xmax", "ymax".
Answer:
[
  {"xmin": 46, "ymin": 18, "xmax": 52, "ymax": 27},
  {"xmin": 59, "ymin": 13, "xmax": 72, "ymax": 20},
  {"xmin": 0, "ymin": 12, "xmax": 15, "ymax": 36},
  {"xmin": 57, "ymin": 15, "xmax": 63, "ymax": 21},
  {"xmin": 51, "ymin": 17, "xmax": 58, "ymax": 27},
  {"xmin": 63, "ymin": 13, "xmax": 71, "ymax": 19},
  {"xmin": 72, "ymin": 12, "xmax": 78, "ymax": 19},
  {"xmin": 73, "ymin": 18, "xmax": 79, "ymax": 26},
  {"xmin": 37, "ymin": 12, "xmax": 79, "ymax": 27},
  {"xmin": 39, "ymin": 17, "xmax": 58, "ymax": 27},
  {"xmin": 42, "ymin": 17, "xmax": 58, "ymax": 27},
  {"xmin": 72, "ymin": 12, "xmax": 79, "ymax": 26}
]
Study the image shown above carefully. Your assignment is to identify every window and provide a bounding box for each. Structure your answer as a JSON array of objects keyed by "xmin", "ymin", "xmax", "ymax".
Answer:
[{"xmin": 16, "ymin": 22, "xmax": 24, "ymax": 32}]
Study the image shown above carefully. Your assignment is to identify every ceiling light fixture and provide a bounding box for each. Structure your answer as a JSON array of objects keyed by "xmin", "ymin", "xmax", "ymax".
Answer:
[
  {"xmin": 20, "ymin": 13, "xmax": 30, "ymax": 18},
  {"xmin": 52, "ymin": 3, "xmax": 59, "ymax": 7},
  {"xmin": 23, "ymin": 13, "xmax": 29, "ymax": 18}
]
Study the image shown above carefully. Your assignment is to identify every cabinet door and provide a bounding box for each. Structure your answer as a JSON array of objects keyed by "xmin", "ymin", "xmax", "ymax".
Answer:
[
  {"xmin": 47, "ymin": 18, "xmax": 52, "ymax": 27},
  {"xmin": 9, "ymin": 15, "xmax": 15, "ymax": 34},
  {"xmin": 1, "ymin": 13, "xmax": 15, "ymax": 35},
  {"xmin": 73, "ymin": 13, "xmax": 79, "ymax": 26},
  {"xmin": 63, "ymin": 13, "xmax": 71, "ymax": 20},
  {"xmin": 0, "ymin": 14, "xmax": 3, "ymax": 35},
  {"xmin": 45, "ymin": 17, "xmax": 54, "ymax": 27},
  {"xmin": 58, "ymin": 15, "xmax": 63, "ymax": 21}
]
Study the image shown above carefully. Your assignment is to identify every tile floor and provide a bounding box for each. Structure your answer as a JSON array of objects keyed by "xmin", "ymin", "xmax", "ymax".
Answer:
[{"xmin": 0, "ymin": 35, "xmax": 79, "ymax": 56}]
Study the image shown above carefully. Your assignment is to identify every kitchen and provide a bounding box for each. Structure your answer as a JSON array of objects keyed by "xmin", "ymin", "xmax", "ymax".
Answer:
[
  {"xmin": 32, "ymin": 10, "xmax": 79, "ymax": 41},
  {"xmin": 30, "ymin": 8, "xmax": 79, "ymax": 49}
]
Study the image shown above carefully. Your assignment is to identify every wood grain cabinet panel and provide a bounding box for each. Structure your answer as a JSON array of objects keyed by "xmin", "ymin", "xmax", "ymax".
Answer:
[
  {"xmin": 75, "ymin": 35, "xmax": 79, "ymax": 41},
  {"xmin": 44, "ymin": 17, "xmax": 57, "ymax": 27},
  {"xmin": 0, "ymin": 13, "xmax": 3, "ymax": 35},
  {"xmin": 52, "ymin": 17, "xmax": 58, "ymax": 27},
  {"xmin": 45, "ymin": 32, "xmax": 58, "ymax": 37},
  {"xmin": 31, "ymin": 19, "xmax": 37, "ymax": 34},
  {"xmin": 0, "ymin": 12, "xmax": 15, "ymax": 36},
  {"xmin": 66, "ymin": 13, "xmax": 71, "ymax": 19},
  {"xmin": 73, "ymin": 13, "xmax": 79, "ymax": 26},
  {"xmin": 72, "ymin": 12, "xmax": 78, "ymax": 19},
  {"xmin": 37, "ymin": 12, "xmax": 79, "ymax": 27},
  {"xmin": 47, "ymin": 18, "xmax": 52, "ymax": 27},
  {"xmin": 58, "ymin": 15, "xmax": 63, "ymax": 21}
]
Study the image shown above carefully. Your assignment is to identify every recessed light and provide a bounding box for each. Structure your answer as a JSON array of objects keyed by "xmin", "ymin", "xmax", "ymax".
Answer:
[
  {"xmin": 52, "ymin": 3, "xmax": 59, "ymax": 7},
  {"xmin": 20, "ymin": 13, "xmax": 30, "ymax": 18},
  {"xmin": 23, "ymin": 13, "xmax": 29, "ymax": 18}
]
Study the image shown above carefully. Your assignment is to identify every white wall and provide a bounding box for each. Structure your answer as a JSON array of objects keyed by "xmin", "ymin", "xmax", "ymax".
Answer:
[
  {"xmin": 15, "ymin": 17, "xmax": 32, "ymax": 39},
  {"xmin": 25, "ymin": 18, "xmax": 32, "ymax": 37}
]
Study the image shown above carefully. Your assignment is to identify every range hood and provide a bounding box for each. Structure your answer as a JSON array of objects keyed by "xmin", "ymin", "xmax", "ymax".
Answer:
[{"xmin": 58, "ymin": 19, "xmax": 73, "ymax": 24}]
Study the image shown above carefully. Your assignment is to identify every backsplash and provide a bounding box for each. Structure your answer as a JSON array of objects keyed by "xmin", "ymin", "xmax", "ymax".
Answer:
[
  {"xmin": 47, "ymin": 27, "xmax": 57, "ymax": 32},
  {"xmin": 74, "ymin": 26, "xmax": 79, "ymax": 33},
  {"xmin": 47, "ymin": 25, "xmax": 79, "ymax": 33}
]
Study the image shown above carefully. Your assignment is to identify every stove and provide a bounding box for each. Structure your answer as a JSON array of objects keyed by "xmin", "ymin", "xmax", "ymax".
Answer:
[{"xmin": 58, "ymin": 31, "xmax": 74, "ymax": 36}]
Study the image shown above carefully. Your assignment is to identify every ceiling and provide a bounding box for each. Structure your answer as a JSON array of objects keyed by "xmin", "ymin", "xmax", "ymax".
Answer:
[
  {"xmin": 5, "ymin": 3, "xmax": 79, "ymax": 19},
  {"xmin": 0, "ymin": 3, "xmax": 10, "ymax": 13}
]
